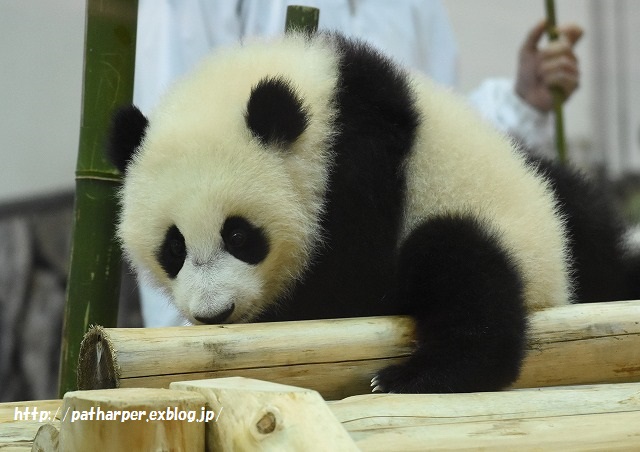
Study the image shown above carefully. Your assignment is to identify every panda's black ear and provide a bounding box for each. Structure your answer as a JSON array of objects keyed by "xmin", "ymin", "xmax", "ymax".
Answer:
[
  {"xmin": 245, "ymin": 76, "xmax": 309, "ymax": 148},
  {"xmin": 107, "ymin": 105, "xmax": 149, "ymax": 173}
]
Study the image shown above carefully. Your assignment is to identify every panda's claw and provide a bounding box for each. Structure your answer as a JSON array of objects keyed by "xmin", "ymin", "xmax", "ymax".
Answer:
[
  {"xmin": 371, "ymin": 375, "xmax": 386, "ymax": 393},
  {"xmin": 374, "ymin": 362, "xmax": 427, "ymax": 394}
]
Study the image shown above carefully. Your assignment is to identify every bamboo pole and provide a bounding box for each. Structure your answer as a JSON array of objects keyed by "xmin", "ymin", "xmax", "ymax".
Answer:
[
  {"xmin": 77, "ymin": 300, "xmax": 640, "ymax": 399},
  {"xmin": 285, "ymin": 5, "xmax": 320, "ymax": 33},
  {"xmin": 58, "ymin": 0, "xmax": 139, "ymax": 397},
  {"xmin": 545, "ymin": 0, "xmax": 568, "ymax": 163}
]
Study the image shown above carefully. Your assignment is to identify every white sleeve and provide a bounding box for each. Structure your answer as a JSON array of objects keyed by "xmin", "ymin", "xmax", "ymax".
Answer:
[
  {"xmin": 467, "ymin": 78, "xmax": 555, "ymax": 157},
  {"xmin": 134, "ymin": 0, "xmax": 243, "ymax": 114}
]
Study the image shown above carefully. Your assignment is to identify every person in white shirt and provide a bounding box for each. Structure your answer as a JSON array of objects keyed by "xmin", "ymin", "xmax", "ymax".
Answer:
[{"xmin": 132, "ymin": 0, "xmax": 583, "ymax": 327}]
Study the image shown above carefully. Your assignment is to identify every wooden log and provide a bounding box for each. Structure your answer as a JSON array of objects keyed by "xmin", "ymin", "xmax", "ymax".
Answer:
[
  {"xmin": 515, "ymin": 299, "xmax": 640, "ymax": 388},
  {"xmin": 77, "ymin": 300, "xmax": 640, "ymax": 399},
  {"xmin": 329, "ymin": 382, "xmax": 640, "ymax": 451},
  {"xmin": 171, "ymin": 377, "xmax": 358, "ymax": 451},
  {"xmin": 2, "ymin": 380, "xmax": 640, "ymax": 450},
  {"xmin": 78, "ymin": 317, "xmax": 416, "ymax": 399},
  {"xmin": 31, "ymin": 424, "xmax": 59, "ymax": 452},
  {"xmin": 0, "ymin": 400, "xmax": 61, "ymax": 451},
  {"xmin": 58, "ymin": 388, "xmax": 206, "ymax": 451}
]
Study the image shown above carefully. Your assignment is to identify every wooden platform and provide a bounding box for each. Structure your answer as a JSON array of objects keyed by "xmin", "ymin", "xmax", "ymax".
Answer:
[
  {"xmin": 3, "ymin": 380, "xmax": 640, "ymax": 450},
  {"xmin": 0, "ymin": 399, "xmax": 61, "ymax": 451},
  {"xmin": 2, "ymin": 300, "xmax": 639, "ymax": 450}
]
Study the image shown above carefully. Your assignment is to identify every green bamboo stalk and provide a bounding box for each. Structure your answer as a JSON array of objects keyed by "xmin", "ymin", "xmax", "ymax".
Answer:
[
  {"xmin": 545, "ymin": 0, "xmax": 568, "ymax": 164},
  {"xmin": 285, "ymin": 5, "xmax": 320, "ymax": 32},
  {"xmin": 58, "ymin": 0, "xmax": 138, "ymax": 397}
]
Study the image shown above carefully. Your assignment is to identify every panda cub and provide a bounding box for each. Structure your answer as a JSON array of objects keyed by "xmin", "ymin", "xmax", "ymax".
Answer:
[{"xmin": 108, "ymin": 32, "xmax": 638, "ymax": 393}]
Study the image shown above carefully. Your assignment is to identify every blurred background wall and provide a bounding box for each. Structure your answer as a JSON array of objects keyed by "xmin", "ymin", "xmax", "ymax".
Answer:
[
  {"xmin": 0, "ymin": 0, "xmax": 83, "ymax": 204},
  {"xmin": 2, "ymin": 0, "xmax": 639, "ymax": 205}
]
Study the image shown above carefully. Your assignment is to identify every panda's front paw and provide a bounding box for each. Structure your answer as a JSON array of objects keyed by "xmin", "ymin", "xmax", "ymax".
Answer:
[
  {"xmin": 371, "ymin": 362, "xmax": 433, "ymax": 394},
  {"xmin": 372, "ymin": 348, "xmax": 522, "ymax": 394}
]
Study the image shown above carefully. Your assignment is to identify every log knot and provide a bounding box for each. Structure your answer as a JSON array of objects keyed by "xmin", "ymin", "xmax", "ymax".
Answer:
[{"xmin": 256, "ymin": 410, "xmax": 278, "ymax": 434}]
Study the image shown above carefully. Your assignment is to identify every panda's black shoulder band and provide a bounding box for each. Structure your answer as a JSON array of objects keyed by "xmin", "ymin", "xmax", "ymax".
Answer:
[
  {"xmin": 245, "ymin": 76, "xmax": 309, "ymax": 148},
  {"xmin": 107, "ymin": 104, "xmax": 149, "ymax": 173}
]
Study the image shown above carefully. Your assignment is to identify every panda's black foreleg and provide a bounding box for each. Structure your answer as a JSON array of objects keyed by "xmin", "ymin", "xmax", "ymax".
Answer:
[{"xmin": 374, "ymin": 213, "xmax": 528, "ymax": 393}]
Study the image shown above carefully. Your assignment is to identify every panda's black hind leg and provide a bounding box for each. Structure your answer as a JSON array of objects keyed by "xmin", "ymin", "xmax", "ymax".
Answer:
[{"xmin": 374, "ymin": 213, "xmax": 528, "ymax": 393}]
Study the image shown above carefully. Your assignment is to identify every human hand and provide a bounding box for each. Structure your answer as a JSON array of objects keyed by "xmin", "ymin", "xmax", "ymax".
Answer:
[{"xmin": 515, "ymin": 20, "xmax": 583, "ymax": 112}]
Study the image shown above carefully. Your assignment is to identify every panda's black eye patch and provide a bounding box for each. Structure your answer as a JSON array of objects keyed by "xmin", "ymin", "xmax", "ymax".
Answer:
[
  {"xmin": 245, "ymin": 76, "xmax": 309, "ymax": 147},
  {"xmin": 158, "ymin": 225, "xmax": 187, "ymax": 278},
  {"xmin": 221, "ymin": 216, "xmax": 269, "ymax": 265}
]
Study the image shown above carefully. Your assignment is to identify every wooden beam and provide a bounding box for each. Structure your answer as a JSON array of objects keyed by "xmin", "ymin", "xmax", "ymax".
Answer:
[
  {"xmin": 31, "ymin": 424, "xmax": 59, "ymax": 452},
  {"xmin": 0, "ymin": 399, "xmax": 61, "ymax": 451},
  {"xmin": 330, "ymin": 382, "xmax": 640, "ymax": 450},
  {"xmin": 6, "ymin": 380, "xmax": 640, "ymax": 450},
  {"xmin": 515, "ymin": 299, "xmax": 640, "ymax": 388},
  {"xmin": 78, "ymin": 316, "xmax": 416, "ymax": 399},
  {"xmin": 58, "ymin": 388, "xmax": 205, "ymax": 451},
  {"xmin": 172, "ymin": 377, "xmax": 358, "ymax": 451},
  {"xmin": 77, "ymin": 300, "xmax": 640, "ymax": 399}
]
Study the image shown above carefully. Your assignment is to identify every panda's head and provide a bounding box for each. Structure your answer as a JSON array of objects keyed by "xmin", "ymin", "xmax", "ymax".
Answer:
[{"xmin": 107, "ymin": 36, "xmax": 338, "ymax": 324}]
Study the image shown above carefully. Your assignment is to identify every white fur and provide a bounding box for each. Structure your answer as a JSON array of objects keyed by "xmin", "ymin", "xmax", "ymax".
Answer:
[
  {"xmin": 118, "ymin": 34, "xmax": 339, "ymax": 322},
  {"xmin": 403, "ymin": 75, "xmax": 571, "ymax": 310},
  {"xmin": 174, "ymin": 250, "xmax": 264, "ymax": 324}
]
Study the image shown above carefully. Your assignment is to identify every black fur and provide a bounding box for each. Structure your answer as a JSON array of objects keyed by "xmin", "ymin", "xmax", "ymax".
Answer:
[
  {"xmin": 221, "ymin": 216, "xmax": 270, "ymax": 265},
  {"xmin": 527, "ymin": 156, "xmax": 638, "ymax": 302},
  {"xmin": 627, "ymin": 253, "xmax": 640, "ymax": 298},
  {"xmin": 158, "ymin": 225, "xmax": 186, "ymax": 279},
  {"xmin": 258, "ymin": 34, "xmax": 420, "ymax": 321},
  {"xmin": 245, "ymin": 76, "xmax": 309, "ymax": 147},
  {"xmin": 107, "ymin": 105, "xmax": 148, "ymax": 173},
  {"xmin": 376, "ymin": 214, "xmax": 527, "ymax": 393}
]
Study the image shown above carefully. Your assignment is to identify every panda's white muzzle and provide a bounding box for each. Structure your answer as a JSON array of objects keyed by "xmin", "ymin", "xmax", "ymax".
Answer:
[{"xmin": 173, "ymin": 251, "xmax": 263, "ymax": 324}]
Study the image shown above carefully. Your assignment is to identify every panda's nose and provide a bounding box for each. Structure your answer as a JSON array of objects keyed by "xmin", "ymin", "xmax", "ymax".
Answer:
[{"xmin": 194, "ymin": 303, "xmax": 235, "ymax": 324}]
